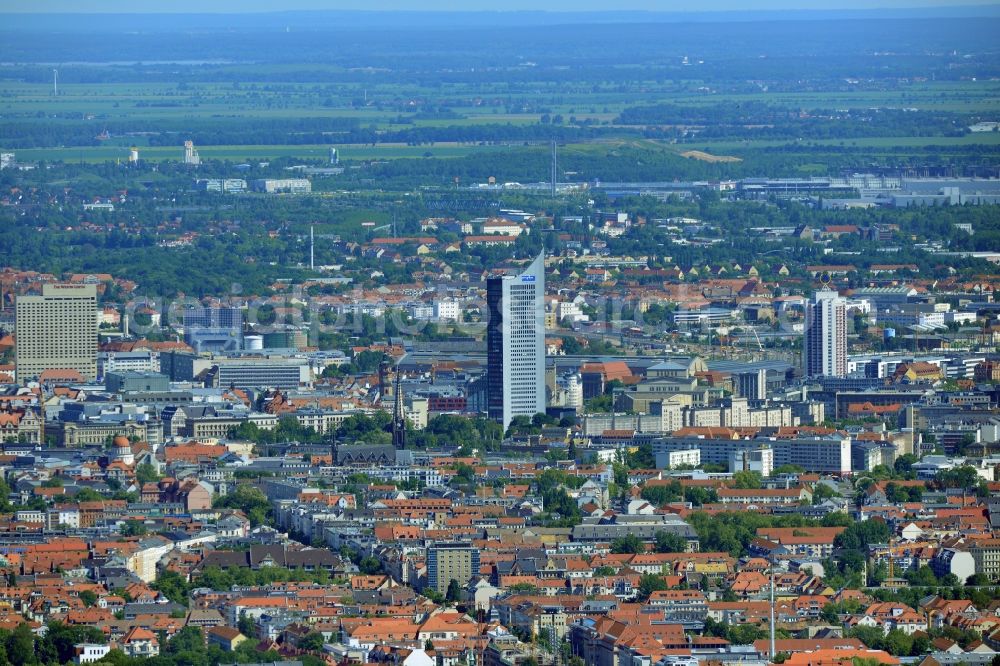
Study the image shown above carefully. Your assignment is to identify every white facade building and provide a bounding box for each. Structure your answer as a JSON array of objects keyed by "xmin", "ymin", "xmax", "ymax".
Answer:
[
  {"xmin": 805, "ymin": 290, "xmax": 847, "ymax": 377},
  {"xmin": 729, "ymin": 446, "xmax": 775, "ymax": 477},
  {"xmin": 99, "ymin": 351, "xmax": 161, "ymax": 376},
  {"xmin": 555, "ymin": 372, "xmax": 584, "ymax": 409},
  {"xmin": 74, "ymin": 644, "xmax": 112, "ymax": 664},
  {"xmin": 434, "ymin": 299, "xmax": 461, "ymax": 322},
  {"xmin": 665, "ymin": 448, "xmax": 701, "ymax": 469}
]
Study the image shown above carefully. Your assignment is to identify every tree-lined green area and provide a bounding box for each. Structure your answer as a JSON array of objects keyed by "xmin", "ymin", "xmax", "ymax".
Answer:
[
  {"xmin": 232, "ymin": 412, "xmax": 505, "ymax": 454},
  {"xmin": 687, "ymin": 510, "xmax": 852, "ymax": 559},
  {"xmin": 2, "ymin": 151, "xmax": 998, "ymax": 302}
]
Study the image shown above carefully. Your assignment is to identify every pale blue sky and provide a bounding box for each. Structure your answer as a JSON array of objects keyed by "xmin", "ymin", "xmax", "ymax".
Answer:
[{"xmin": 7, "ymin": 0, "xmax": 1000, "ymax": 11}]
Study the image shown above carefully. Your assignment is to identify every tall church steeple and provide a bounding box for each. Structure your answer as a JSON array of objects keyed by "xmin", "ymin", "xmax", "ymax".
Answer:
[{"xmin": 392, "ymin": 365, "xmax": 406, "ymax": 450}]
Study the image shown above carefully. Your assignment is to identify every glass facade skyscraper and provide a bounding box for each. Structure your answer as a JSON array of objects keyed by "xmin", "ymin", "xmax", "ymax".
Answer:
[{"xmin": 486, "ymin": 252, "xmax": 545, "ymax": 429}]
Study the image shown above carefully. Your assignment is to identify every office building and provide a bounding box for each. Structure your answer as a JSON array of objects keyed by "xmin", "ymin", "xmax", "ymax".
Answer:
[
  {"xmin": 211, "ymin": 358, "xmax": 309, "ymax": 390},
  {"xmin": 251, "ymin": 178, "xmax": 311, "ymax": 194},
  {"xmin": 729, "ymin": 446, "xmax": 775, "ymax": 477},
  {"xmin": 106, "ymin": 371, "xmax": 170, "ymax": 394},
  {"xmin": 804, "ymin": 290, "xmax": 847, "ymax": 377},
  {"xmin": 426, "ymin": 542, "xmax": 480, "ymax": 594},
  {"xmin": 664, "ymin": 448, "xmax": 701, "ymax": 469},
  {"xmin": 195, "ymin": 178, "xmax": 247, "ymax": 193},
  {"xmin": 434, "ymin": 299, "xmax": 461, "ymax": 322},
  {"xmin": 15, "ymin": 284, "xmax": 98, "ymax": 382},
  {"xmin": 183, "ymin": 307, "xmax": 244, "ymax": 353},
  {"xmin": 486, "ymin": 253, "xmax": 546, "ymax": 429},
  {"xmin": 735, "ymin": 369, "xmax": 768, "ymax": 401},
  {"xmin": 654, "ymin": 435, "xmax": 851, "ymax": 474},
  {"xmin": 99, "ymin": 350, "xmax": 161, "ymax": 377}
]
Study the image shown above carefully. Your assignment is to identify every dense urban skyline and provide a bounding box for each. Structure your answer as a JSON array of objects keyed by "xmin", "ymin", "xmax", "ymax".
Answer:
[{"xmin": 0, "ymin": 4, "xmax": 997, "ymax": 666}]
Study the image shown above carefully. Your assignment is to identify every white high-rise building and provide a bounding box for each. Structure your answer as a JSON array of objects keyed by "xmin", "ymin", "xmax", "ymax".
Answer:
[
  {"xmin": 183, "ymin": 140, "xmax": 200, "ymax": 165},
  {"xmin": 805, "ymin": 290, "xmax": 847, "ymax": 377},
  {"xmin": 15, "ymin": 284, "xmax": 98, "ymax": 382},
  {"xmin": 486, "ymin": 252, "xmax": 546, "ymax": 429}
]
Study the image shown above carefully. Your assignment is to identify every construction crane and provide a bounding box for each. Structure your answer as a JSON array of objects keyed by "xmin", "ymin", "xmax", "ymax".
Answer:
[
  {"xmin": 740, "ymin": 325, "xmax": 766, "ymax": 361},
  {"xmin": 369, "ymin": 222, "xmax": 395, "ymax": 237},
  {"xmin": 749, "ymin": 325, "xmax": 764, "ymax": 353}
]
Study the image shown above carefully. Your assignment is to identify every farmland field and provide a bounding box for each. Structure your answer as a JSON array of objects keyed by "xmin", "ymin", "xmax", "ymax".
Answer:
[{"xmin": 12, "ymin": 142, "xmax": 515, "ymax": 164}]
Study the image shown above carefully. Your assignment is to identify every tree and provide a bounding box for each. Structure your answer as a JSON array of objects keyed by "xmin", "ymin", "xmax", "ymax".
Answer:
[
  {"xmin": 906, "ymin": 565, "xmax": 939, "ymax": 587},
  {"xmin": 72, "ymin": 488, "xmax": 104, "ymax": 503},
  {"xmin": 79, "ymin": 590, "xmax": 98, "ymax": 607},
  {"xmin": 610, "ymin": 534, "xmax": 645, "ymax": 555},
  {"xmin": 967, "ymin": 573, "xmax": 991, "ymax": 586},
  {"xmin": 847, "ymin": 626, "xmax": 887, "ymax": 653},
  {"xmin": 731, "ymin": 471, "xmax": 763, "ymax": 489},
  {"xmin": 641, "ymin": 481, "xmax": 682, "ymax": 507},
  {"xmin": 8, "ymin": 623, "xmax": 35, "ymax": 666},
  {"xmin": 119, "ymin": 519, "xmax": 148, "ymax": 537},
  {"xmin": 939, "ymin": 573, "xmax": 960, "ymax": 587},
  {"xmin": 40, "ymin": 622, "xmax": 104, "ymax": 664},
  {"xmin": 214, "ymin": 483, "xmax": 272, "ymax": 526},
  {"xmin": 728, "ymin": 624, "xmax": 767, "ymax": 645},
  {"xmin": 299, "ymin": 632, "xmax": 326, "ymax": 652},
  {"xmin": 812, "ymin": 483, "xmax": 839, "ymax": 504},
  {"xmin": 834, "ymin": 519, "xmax": 890, "ymax": 551},
  {"xmin": 135, "ymin": 463, "xmax": 161, "ymax": 485},
  {"xmin": 453, "ymin": 463, "xmax": 476, "ymax": 487},
  {"xmin": 821, "ymin": 512, "xmax": 852, "ymax": 527},
  {"xmin": 936, "ymin": 466, "xmax": 980, "ymax": 492},
  {"xmin": 683, "ymin": 486, "xmax": 718, "ymax": 506},
  {"xmin": 0, "ymin": 475, "xmax": 10, "ymax": 512},
  {"xmin": 883, "ymin": 629, "xmax": 914, "ymax": 657},
  {"xmin": 152, "ymin": 569, "xmax": 191, "ymax": 606},
  {"xmin": 637, "ymin": 574, "xmax": 669, "ymax": 600},
  {"xmin": 654, "ymin": 531, "xmax": 688, "ymax": 553},
  {"xmin": 893, "ymin": 454, "xmax": 918, "ymax": 478},
  {"xmin": 359, "ymin": 556, "xmax": 382, "ymax": 575},
  {"xmin": 446, "ymin": 578, "xmax": 462, "ymax": 603},
  {"xmin": 164, "ymin": 625, "xmax": 209, "ymax": 666}
]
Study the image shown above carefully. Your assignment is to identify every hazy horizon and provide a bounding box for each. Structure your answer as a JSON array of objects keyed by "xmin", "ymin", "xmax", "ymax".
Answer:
[{"xmin": 7, "ymin": 0, "xmax": 1000, "ymax": 12}]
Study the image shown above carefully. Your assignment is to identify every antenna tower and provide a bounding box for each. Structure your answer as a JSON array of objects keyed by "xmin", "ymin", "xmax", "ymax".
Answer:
[
  {"xmin": 550, "ymin": 141, "xmax": 557, "ymax": 197},
  {"xmin": 769, "ymin": 557, "xmax": 776, "ymax": 658}
]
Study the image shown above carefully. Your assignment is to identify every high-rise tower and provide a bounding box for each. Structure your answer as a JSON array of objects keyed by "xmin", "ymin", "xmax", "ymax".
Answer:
[
  {"xmin": 15, "ymin": 284, "xmax": 98, "ymax": 382},
  {"xmin": 486, "ymin": 252, "xmax": 546, "ymax": 430},
  {"xmin": 804, "ymin": 289, "xmax": 847, "ymax": 377}
]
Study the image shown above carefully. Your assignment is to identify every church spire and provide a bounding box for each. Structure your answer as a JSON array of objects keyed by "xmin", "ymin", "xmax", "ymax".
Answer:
[{"xmin": 392, "ymin": 364, "xmax": 406, "ymax": 450}]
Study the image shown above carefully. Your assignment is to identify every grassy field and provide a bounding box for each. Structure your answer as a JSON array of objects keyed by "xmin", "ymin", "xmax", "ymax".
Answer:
[
  {"xmin": 5, "ymin": 76, "xmax": 999, "ymax": 168},
  {"xmin": 661, "ymin": 82, "xmax": 1000, "ymax": 114},
  {"xmin": 680, "ymin": 149, "xmax": 742, "ymax": 163},
  {"xmin": 12, "ymin": 141, "xmax": 519, "ymax": 163},
  {"xmin": 691, "ymin": 133, "xmax": 1000, "ymax": 152},
  {"xmin": 3, "ymin": 78, "xmax": 998, "ymax": 129},
  {"xmin": 16, "ymin": 130, "xmax": 998, "ymax": 166}
]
